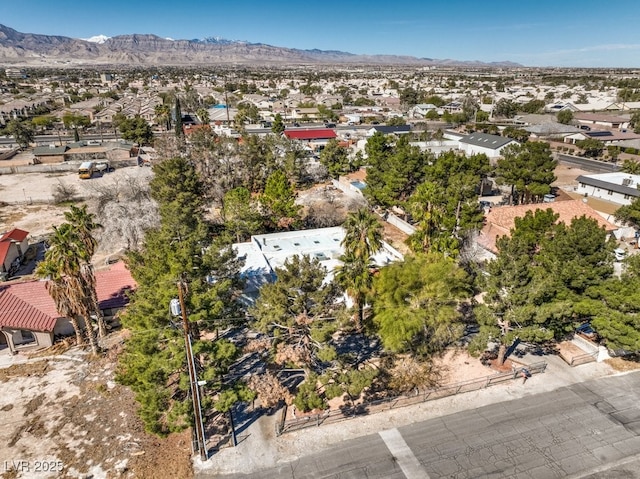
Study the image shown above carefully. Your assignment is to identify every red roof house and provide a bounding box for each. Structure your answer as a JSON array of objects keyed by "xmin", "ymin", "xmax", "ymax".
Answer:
[
  {"xmin": 0, "ymin": 228, "xmax": 29, "ymax": 275},
  {"xmin": 283, "ymin": 129, "xmax": 337, "ymax": 141},
  {"xmin": 0, "ymin": 261, "xmax": 136, "ymax": 352},
  {"xmin": 477, "ymin": 199, "xmax": 618, "ymax": 254}
]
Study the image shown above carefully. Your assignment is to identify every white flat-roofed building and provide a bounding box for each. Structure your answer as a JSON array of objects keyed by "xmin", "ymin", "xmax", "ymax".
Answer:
[
  {"xmin": 576, "ymin": 172, "xmax": 640, "ymax": 206},
  {"xmin": 234, "ymin": 226, "xmax": 404, "ymax": 303}
]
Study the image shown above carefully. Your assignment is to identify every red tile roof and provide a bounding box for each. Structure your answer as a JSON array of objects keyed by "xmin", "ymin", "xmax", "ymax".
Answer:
[
  {"xmin": 0, "ymin": 241, "xmax": 11, "ymax": 265},
  {"xmin": 0, "ymin": 262, "xmax": 136, "ymax": 332},
  {"xmin": 0, "ymin": 228, "xmax": 29, "ymax": 242},
  {"xmin": 95, "ymin": 261, "xmax": 137, "ymax": 310},
  {"xmin": 284, "ymin": 129, "xmax": 337, "ymax": 140},
  {"xmin": 0, "ymin": 281, "xmax": 60, "ymax": 332},
  {"xmin": 478, "ymin": 199, "xmax": 617, "ymax": 253}
]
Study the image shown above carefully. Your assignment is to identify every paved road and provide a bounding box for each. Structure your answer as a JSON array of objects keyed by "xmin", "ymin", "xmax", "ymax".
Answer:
[{"xmin": 202, "ymin": 371, "xmax": 640, "ymax": 479}]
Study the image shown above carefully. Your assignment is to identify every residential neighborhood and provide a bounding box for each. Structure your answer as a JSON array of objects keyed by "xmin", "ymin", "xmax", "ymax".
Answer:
[{"xmin": 2, "ymin": 62, "xmax": 640, "ymax": 479}]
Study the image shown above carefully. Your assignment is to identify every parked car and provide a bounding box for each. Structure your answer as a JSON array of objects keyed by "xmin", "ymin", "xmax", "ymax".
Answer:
[
  {"xmin": 576, "ymin": 322, "xmax": 597, "ymax": 340},
  {"xmin": 614, "ymin": 248, "xmax": 627, "ymax": 261},
  {"xmin": 95, "ymin": 160, "xmax": 115, "ymax": 173}
]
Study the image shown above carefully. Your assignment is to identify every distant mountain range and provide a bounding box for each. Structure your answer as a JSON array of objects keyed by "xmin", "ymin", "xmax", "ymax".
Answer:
[{"xmin": 0, "ymin": 24, "xmax": 521, "ymax": 68}]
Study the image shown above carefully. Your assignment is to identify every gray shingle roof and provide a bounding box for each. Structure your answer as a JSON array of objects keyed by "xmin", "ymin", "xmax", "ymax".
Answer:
[
  {"xmin": 576, "ymin": 175, "xmax": 640, "ymax": 197},
  {"xmin": 459, "ymin": 133, "xmax": 514, "ymax": 150},
  {"xmin": 33, "ymin": 145, "xmax": 68, "ymax": 156}
]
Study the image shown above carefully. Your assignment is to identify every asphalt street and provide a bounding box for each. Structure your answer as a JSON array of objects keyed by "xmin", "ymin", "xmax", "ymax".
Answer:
[{"xmin": 202, "ymin": 371, "xmax": 640, "ymax": 479}]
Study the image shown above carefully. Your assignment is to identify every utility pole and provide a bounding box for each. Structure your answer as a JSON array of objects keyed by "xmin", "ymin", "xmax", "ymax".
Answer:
[{"xmin": 176, "ymin": 280, "xmax": 208, "ymax": 461}]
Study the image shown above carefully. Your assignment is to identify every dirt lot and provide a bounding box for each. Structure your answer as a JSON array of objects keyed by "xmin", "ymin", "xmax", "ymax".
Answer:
[
  {"xmin": 0, "ymin": 337, "xmax": 192, "ymax": 479},
  {"xmin": 0, "ymin": 166, "xmax": 153, "ymax": 237}
]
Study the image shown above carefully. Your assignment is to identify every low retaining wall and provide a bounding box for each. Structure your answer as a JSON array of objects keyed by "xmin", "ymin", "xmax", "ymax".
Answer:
[
  {"xmin": 0, "ymin": 158, "xmax": 139, "ymax": 175},
  {"xmin": 276, "ymin": 361, "xmax": 547, "ymax": 436}
]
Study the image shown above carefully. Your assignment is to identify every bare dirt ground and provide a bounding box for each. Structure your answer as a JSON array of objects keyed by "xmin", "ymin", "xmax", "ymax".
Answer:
[
  {"xmin": 0, "ymin": 336, "xmax": 192, "ymax": 479},
  {"xmin": 552, "ymin": 163, "xmax": 591, "ymax": 188},
  {"xmin": 0, "ymin": 166, "xmax": 153, "ymax": 236}
]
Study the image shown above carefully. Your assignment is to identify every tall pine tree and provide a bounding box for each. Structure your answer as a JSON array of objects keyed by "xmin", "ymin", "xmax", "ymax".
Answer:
[{"xmin": 116, "ymin": 157, "xmax": 244, "ymax": 435}]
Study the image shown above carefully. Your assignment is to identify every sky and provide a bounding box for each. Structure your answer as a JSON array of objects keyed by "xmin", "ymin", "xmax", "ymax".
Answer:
[{"xmin": 2, "ymin": 0, "xmax": 640, "ymax": 68}]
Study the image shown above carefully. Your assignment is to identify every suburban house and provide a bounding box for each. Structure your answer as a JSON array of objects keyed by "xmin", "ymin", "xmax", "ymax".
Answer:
[
  {"xmin": 573, "ymin": 113, "xmax": 630, "ymax": 131},
  {"xmin": 0, "ymin": 261, "xmax": 135, "ymax": 352},
  {"xmin": 63, "ymin": 140, "xmax": 136, "ymax": 162},
  {"xmin": 283, "ymin": 128, "xmax": 337, "ymax": 151},
  {"xmin": 33, "ymin": 145, "xmax": 69, "ymax": 164},
  {"xmin": 458, "ymin": 132, "xmax": 518, "ymax": 160},
  {"xmin": 290, "ymin": 107, "xmax": 321, "ymax": 121},
  {"xmin": 233, "ymin": 227, "xmax": 403, "ymax": 304},
  {"xmin": 524, "ymin": 122, "xmax": 582, "ymax": 140},
  {"xmin": 564, "ymin": 129, "xmax": 640, "ymax": 145},
  {"xmin": 366, "ymin": 125, "xmax": 412, "ymax": 137},
  {"xmin": 477, "ymin": 199, "xmax": 618, "ymax": 255},
  {"xmin": 0, "ymin": 228, "xmax": 28, "ymax": 277},
  {"xmin": 575, "ymin": 172, "xmax": 640, "ymax": 206},
  {"xmin": 206, "ymin": 105, "xmax": 237, "ymax": 125},
  {"xmin": 409, "ymin": 103, "xmax": 439, "ymax": 119}
]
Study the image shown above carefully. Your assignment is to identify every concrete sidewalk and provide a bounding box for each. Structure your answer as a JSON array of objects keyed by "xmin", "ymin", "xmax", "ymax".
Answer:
[{"xmin": 194, "ymin": 353, "xmax": 619, "ymax": 477}]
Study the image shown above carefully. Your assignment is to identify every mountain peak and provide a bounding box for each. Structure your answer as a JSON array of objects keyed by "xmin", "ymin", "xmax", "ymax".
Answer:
[
  {"xmin": 0, "ymin": 23, "xmax": 522, "ymax": 67},
  {"xmin": 81, "ymin": 34, "xmax": 110, "ymax": 44}
]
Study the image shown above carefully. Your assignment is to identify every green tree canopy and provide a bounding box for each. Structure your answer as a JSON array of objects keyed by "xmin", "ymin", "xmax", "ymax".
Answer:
[
  {"xmin": 363, "ymin": 133, "xmax": 427, "ymax": 207},
  {"xmin": 576, "ymin": 138, "xmax": 605, "ymax": 158},
  {"xmin": 271, "ymin": 113, "xmax": 285, "ymax": 135},
  {"xmin": 117, "ymin": 157, "xmax": 244, "ymax": 435},
  {"xmin": 557, "ymin": 109, "xmax": 574, "ymax": 125},
  {"xmin": 472, "ymin": 209, "xmax": 615, "ymax": 362},
  {"xmin": 319, "ymin": 138, "xmax": 352, "ymax": 179},
  {"xmin": 372, "ymin": 254, "xmax": 472, "ymax": 355},
  {"xmin": 222, "ymin": 187, "xmax": 263, "ymax": 242},
  {"xmin": 260, "ymin": 169, "xmax": 301, "ymax": 230},
  {"xmin": 6, "ymin": 119, "xmax": 34, "ymax": 149},
  {"xmin": 493, "ymin": 99, "xmax": 518, "ymax": 119},
  {"xmin": 495, "ymin": 142, "xmax": 557, "ymax": 204},
  {"xmin": 117, "ymin": 115, "xmax": 154, "ymax": 145},
  {"xmin": 250, "ymin": 255, "xmax": 343, "ymax": 370}
]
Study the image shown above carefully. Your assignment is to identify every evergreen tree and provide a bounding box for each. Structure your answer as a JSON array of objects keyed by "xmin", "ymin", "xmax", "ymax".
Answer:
[
  {"xmin": 117, "ymin": 115, "xmax": 154, "ymax": 145},
  {"xmin": 472, "ymin": 210, "xmax": 615, "ymax": 363},
  {"xmin": 372, "ymin": 254, "xmax": 472, "ymax": 355},
  {"xmin": 174, "ymin": 97, "xmax": 184, "ymax": 138},
  {"xmin": 319, "ymin": 138, "xmax": 352, "ymax": 179},
  {"xmin": 363, "ymin": 133, "xmax": 426, "ymax": 207},
  {"xmin": 271, "ymin": 113, "xmax": 285, "ymax": 135},
  {"xmin": 116, "ymin": 157, "xmax": 244, "ymax": 435},
  {"xmin": 495, "ymin": 142, "xmax": 557, "ymax": 204},
  {"xmin": 615, "ymin": 196, "xmax": 640, "ymax": 229},
  {"xmin": 407, "ymin": 151, "xmax": 490, "ymax": 255},
  {"xmin": 250, "ymin": 255, "xmax": 343, "ymax": 371},
  {"xmin": 222, "ymin": 187, "xmax": 264, "ymax": 242},
  {"xmin": 260, "ymin": 170, "xmax": 301, "ymax": 230},
  {"xmin": 6, "ymin": 119, "xmax": 34, "ymax": 149}
]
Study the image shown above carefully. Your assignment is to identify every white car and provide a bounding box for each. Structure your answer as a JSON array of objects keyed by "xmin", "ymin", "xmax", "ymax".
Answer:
[
  {"xmin": 614, "ymin": 248, "xmax": 627, "ymax": 261},
  {"xmin": 95, "ymin": 161, "xmax": 114, "ymax": 173}
]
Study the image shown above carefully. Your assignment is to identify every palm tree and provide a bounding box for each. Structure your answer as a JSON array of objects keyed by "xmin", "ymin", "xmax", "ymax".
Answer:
[
  {"xmin": 154, "ymin": 104, "xmax": 171, "ymax": 131},
  {"xmin": 64, "ymin": 205, "xmax": 101, "ymax": 257},
  {"xmin": 339, "ymin": 209, "xmax": 383, "ymax": 331},
  {"xmin": 35, "ymin": 259, "xmax": 84, "ymax": 346},
  {"xmin": 335, "ymin": 253, "xmax": 373, "ymax": 332},
  {"xmin": 36, "ymin": 222, "xmax": 101, "ymax": 354},
  {"xmin": 64, "ymin": 205, "xmax": 107, "ymax": 338},
  {"xmin": 341, "ymin": 209, "xmax": 383, "ymax": 262},
  {"xmin": 196, "ymin": 107, "xmax": 210, "ymax": 125}
]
